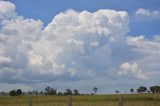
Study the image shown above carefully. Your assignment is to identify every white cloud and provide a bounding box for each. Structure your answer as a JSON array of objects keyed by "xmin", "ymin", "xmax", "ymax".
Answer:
[
  {"xmin": 0, "ymin": 0, "xmax": 16, "ymax": 19},
  {"xmin": 2, "ymin": 18, "xmax": 43, "ymax": 40},
  {"xmin": 127, "ymin": 35, "xmax": 160, "ymax": 55},
  {"xmin": 1, "ymin": 1, "xmax": 160, "ymax": 90},
  {"xmin": 67, "ymin": 68, "xmax": 77, "ymax": 77},
  {"xmin": 135, "ymin": 8, "xmax": 160, "ymax": 20},
  {"xmin": 126, "ymin": 35, "xmax": 160, "ymax": 79},
  {"xmin": 32, "ymin": 9, "xmax": 129, "ymax": 78},
  {"xmin": 118, "ymin": 62, "xmax": 148, "ymax": 80},
  {"xmin": 0, "ymin": 1, "xmax": 130, "ymax": 83},
  {"xmin": 0, "ymin": 56, "xmax": 11, "ymax": 64}
]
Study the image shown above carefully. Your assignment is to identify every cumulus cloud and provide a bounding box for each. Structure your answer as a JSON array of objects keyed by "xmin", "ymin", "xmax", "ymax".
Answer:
[
  {"xmin": 127, "ymin": 35, "xmax": 160, "ymax": 55},
  {"xmin": 118, "ymin": 62, "xmax": 148, "ymax": 80},
  {"xmin": 0, "ymin": 0, "xmax": 16, "ymax": 19},
  {"xmin": 135, "ymin": 8, "xmax": 160, "ymax": 21},
  {"xmin": 0, "ymin": 1, "xmax": 130, "ymax": 83},
  {"xmin": 126, "ymin": 35, "xmax": 160, "ymax": 78},
  {"xmin": 1, "ymin": 1, "xmax": 160, "ymax": 89}
]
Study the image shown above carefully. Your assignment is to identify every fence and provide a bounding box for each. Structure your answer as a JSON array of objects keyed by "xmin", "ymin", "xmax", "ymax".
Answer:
[{"xmin": 28, "ymin": 95, "xmax": 123, "ymax": 106}]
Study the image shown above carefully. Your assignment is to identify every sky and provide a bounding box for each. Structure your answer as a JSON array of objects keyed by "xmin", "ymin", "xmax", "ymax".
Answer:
[{"xmin": 0, "ymin": 0, "xmax": 160, "ymax": 94}]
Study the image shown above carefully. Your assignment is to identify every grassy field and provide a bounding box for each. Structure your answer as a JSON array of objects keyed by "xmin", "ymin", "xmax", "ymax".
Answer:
[{"xmin": 0, "ymin": 94, "xmax": 160, "ymax": 106}]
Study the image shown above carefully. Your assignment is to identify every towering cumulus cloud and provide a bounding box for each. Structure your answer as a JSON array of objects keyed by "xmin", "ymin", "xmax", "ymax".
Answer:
[{"xmin": 0, "ymin": 1, "xmax": 130, "ymax": 83}]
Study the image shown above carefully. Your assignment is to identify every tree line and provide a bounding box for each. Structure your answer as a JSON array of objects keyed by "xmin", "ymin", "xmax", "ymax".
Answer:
[
  {"xmin": 4, "ymin": 85, "xmax": 160, "ymax": 96},
  {"xmin": 115, "ymin": 85, "xmax": 160, "ymax": 94},
  {"xmin": 7, "ymin": 86, "xmax": 98, "ymax": 96},
  {"xmin": 129, "ymin": 85, "xmax": 160, "ymax": 94},
  {"xmin": 44, "ymin": 86, "xmax": 80, "ymax": 96}
]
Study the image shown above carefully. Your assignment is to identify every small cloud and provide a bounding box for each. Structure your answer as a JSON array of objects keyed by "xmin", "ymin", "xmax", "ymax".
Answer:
[
  {"xmin": 118, "ymin": 62, "xmax": 149, "ymax": 80},
  {"xmin": 67, "ymin": 68, "xmax": 77, "ymax": 77},
  {"xmin": 135, "ymin": 8, "xmax": 160, "ymax": 21},
  {"xmin": 90, "ymin": 41, "xmax": 99, "ymax": 47},
  {"xmin": 0, "ymin": 56, "xmax": 12, "ymax": 65},
  {"xmin": 127, "ymin": 35, "xmax": 160, "ymax": 55}
]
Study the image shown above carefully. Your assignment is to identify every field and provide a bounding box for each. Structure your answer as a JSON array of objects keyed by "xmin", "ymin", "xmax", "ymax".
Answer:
[{"xmin": 0, "ymin": 94, "xmax": 160, "ymax": 106}]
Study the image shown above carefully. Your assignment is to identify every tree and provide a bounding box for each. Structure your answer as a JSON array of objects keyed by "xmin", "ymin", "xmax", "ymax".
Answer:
[
  {"xmin": 40, "ymin": 91, "xmax": 44, "ymax": 95},
  {"xmin": 137, "ymin": 86, "xmax": 147, "ymax": 93},
  {"xmin": 137, "ymin": 88, "xmax": 141, "ymax": 94},
  {"xmin": 150, "ymin": 85, "xmax": 160, "ymax": 93},
  {"xmin": 73, "ymin": 89, "xmax": 79, "ymax": 95},
  {"xmin": 44, "ymin": 86, "xmax": 57, "ymax": 95},
  {"xmin": 93, "ymin": 87, "xmax": 98, "ymax": 95},
  {"xmin": 154, "ymin": 86, "xmax": 160, "ymax": 93},
  {"xmin": 66, "ymin": 89, "xmax": 72, "ymax": 95},
  {"xmin": 16, "ymin": 89, "xmax": 22, "ymax": 96},
  {"xmin": 115, "ymin": 90, "xmax": 119, "ymax": 94},
  {"xmin": 57, "ymin": 92, "xmax": 63, "ymax": 96},
  {"xmin": 0, "ymin": 91, "xmax": 6, "ymax": 96},
  {"xmin": 28, "ymin": 90, "xmax": 32, "ymax": 95},
  {"xmin": 45, "ymin": 86, "xmax": 50, "ymax": 95},
  {"xmin": 130, "ymin": 88, "xmax": 134, "ymax": 94},
  {"xmin": 49, "ymin": 88, "xmax": 57, "ymax": 95},
  {"xmin": 9, "ymin": 89, "xmax": 22, "ymax": 96},
  {"xmin": 9, "ymin": 90, "xmax": 17, "ymax": 96},
  {"xmin": 139, "ymin": 86, "xmax": 147, "ymax": 93},
  {"xmin": 147, "ymin": 90, "xmax": 151, "ymax": 93}
]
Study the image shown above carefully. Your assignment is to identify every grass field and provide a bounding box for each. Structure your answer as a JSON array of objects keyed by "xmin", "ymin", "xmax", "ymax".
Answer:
[{"xmin": 0, "ymin": 94, "xmax": 160, "ymax": 106}]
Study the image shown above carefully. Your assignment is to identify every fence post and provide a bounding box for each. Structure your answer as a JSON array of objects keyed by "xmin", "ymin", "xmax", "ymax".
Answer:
[
  {"xmin": 68, "ymin": 95, "xmax": 72, "ymax": 106},
  {"xmin": 118, "ymin": 95, "xmax": 123, "ymax": 106},
  {"xmin": 28, "ymin": 95, "xmax": 32, "ymax": 106}
]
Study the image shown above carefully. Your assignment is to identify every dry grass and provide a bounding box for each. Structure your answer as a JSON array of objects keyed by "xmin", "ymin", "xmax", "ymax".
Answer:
[{"xmin": 0, "ymin": 94, "xmax": 160, "ymax": 106}]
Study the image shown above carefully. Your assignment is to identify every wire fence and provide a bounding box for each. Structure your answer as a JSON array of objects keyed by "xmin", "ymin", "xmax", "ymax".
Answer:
[{"xmin": 28, "ymin": 95, "xmax": 124, "ymax": 106}]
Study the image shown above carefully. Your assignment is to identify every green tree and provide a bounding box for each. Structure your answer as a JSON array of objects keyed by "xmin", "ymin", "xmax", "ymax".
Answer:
[
  {"xmin": 130, "ymin": 88, "xmax": 134, "ymax": 94},
  {"xmin": 40, "ymin": 91, "xmax": 44, "ymax": 95},
  {"xmin": 73, "ymin": 89, "xmax": 79, "ymax": 95},
  {"xmin": 16, "ymin": 89, "xmax": 22, "ymax": 96},
  {"xmin": 9, "ymin": 90, "xmax": 16, "ymax": 96},
  {"xmin": 9, "ymin": 89, "xmax": 22, "ymax": 96},
  {"xmin": 139, "ymin": 86, "xmax": 147, "ymax": 93},
  {"xmin": 150, "ymin": 85, "xmax": 160, "ymax": 93},
  {"xmin": 49, "ymin": 88, "xmax": 57, "ymax": 95},
  {"xmin": 137, "ymin": 86, "xmax": 147, "ymax": 93},
  {"xmin": 45, "ymin": 86, "xmax": 50, "ymax": 95},
  {"xmin": 93, "ymin": 87, "xmax": 98, "ymax": 95},
  {"xmin": 57, "ymin": 91, "xmax": 63, "ymax": 96},
  {"xmin": 137, "ymin": 88, "xmax": 141, "ymax": 93},
  {"xmin": 66, "ymin": 89, "xmax": 72, "ymax": 95},
  {"xmin": 115, "ymin": 90, "xmax": 119, "ymax": 94},
  {"xmin": 44, "ymin": 86, "xmax": 57, "ymax": 95}
]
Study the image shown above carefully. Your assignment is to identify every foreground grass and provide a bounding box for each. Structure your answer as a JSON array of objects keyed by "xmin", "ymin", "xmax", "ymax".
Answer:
[{"xmin": 0, "ymin": 94, "xmax": 160, "ymax": 106}]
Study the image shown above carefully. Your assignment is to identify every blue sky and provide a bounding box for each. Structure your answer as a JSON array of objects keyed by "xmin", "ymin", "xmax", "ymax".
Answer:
[
  {"xmin": 11, "ymin": 0, "xmax": 160, "ymax": 36},
  {"xmin": 0, "ymin": 0, "xmax": 160, "ymax": 93}
]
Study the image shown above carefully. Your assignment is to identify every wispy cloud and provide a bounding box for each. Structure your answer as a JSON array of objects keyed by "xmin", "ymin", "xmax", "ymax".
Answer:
[{"xmin": 135, "ymin": 8, "xmax": 160, "ymax": 21}]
